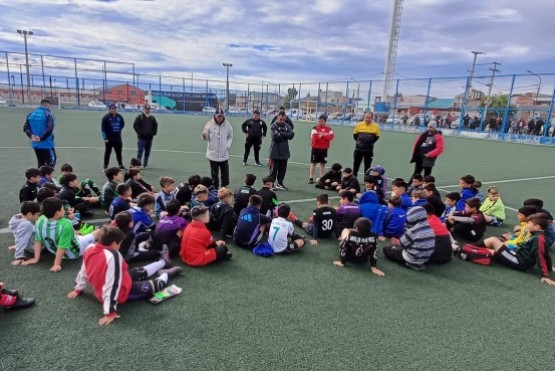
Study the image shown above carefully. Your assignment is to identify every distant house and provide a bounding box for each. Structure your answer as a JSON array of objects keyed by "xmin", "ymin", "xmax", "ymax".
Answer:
[{"xmin": 104, "ymin": 84, "xmax": 145, "ymax": 105}]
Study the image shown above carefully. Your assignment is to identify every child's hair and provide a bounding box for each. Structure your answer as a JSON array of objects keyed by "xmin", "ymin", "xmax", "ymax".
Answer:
[
  {"xmin": 244, "ymin": 173, "xmax": 257, "ymax": 186},
  {"xmin": 387, "ymin": 195, "xmax": 402, "ymax": 207},
  {"xmin": 460, "ymin": 174, "xmax": 476, "ymax": 186},
  {"xmin": 218, "ymin": 187, "xmax": 233, "ymax": 200},
  {"xmin": 165, "ymin": 199, "xmax": 182, "ymax": 217},
  {"xmin": 392, "ymin": 179, "xmax": 408, "ymax": 190},
  {"xmin": 25, "ymin": 168, "xmax": 41, "ymax": 180},
  {"xmin": 487, "ymin": 186, "xmax": 499, "ymax": 195},
  {"xmin": 262, "ymin": 175, "xmax": 274, "ymax": 185},
  {"xmin": 277, "ymin": 203, "xmax": 291, "ymax": 218},
  {"xmin": 159, "ymin": 176, "xmax": 176, "ymax": 188},
  {"xmin": 188, "ymin": 174, "xmax": 201, "ymax": 187},
  {"xmin": 105, "ymin": 167, "xmax": 121, "ymax": 180},
  {"xmin": 36, "ymin": 188, "xmax": 56, "ymax": 203},
  {"xmin": 60, "ymin": 163, "xmax": 73, "ymax": 173},
  {"xmin": 200, "ymin": 176, "xmax": 214, "ymax": 189},
  {"xmin": 518, "ymin": 205, "xmax": 538, "ymax": 217},
  {"xmin": 190, "ymin": 205, "xmax": 209, "ymax": 219},
  {"xmin": 41, "ymin": 197, "xmax": 64, "ymax": 218},
  {"xmin": 412, "ymin": 190, "xmax": 425, "ymax": 200},
  {"xmin": 421, "ymin": 202, "xmax": 435, "ymax": 215},
  {"xmin": 473, "ymin": 180, "xmax": 482, "ymax": 189},
  {"xmin": 137, "ymin": 193, "xmax": 155, "ymax": 208},
  {"xmin": 527, "ymin": 212, "xmax": 549, "ymax": 230},
  {"xmin": 59, "ymin": 173, "xmax": 77, "ymax": 187},
  {"xmin": 465, "ymin": 197, "xmax": 481, "ymax": 210},
  {"xmin": 316, "ymin": 193, "xmax": 329, "ymax": 204},
  {"xmin": 127, "ymin": 168, "xmax": 141, "ymax": 178},
  {"xmin": 39, "ymin": 165, "xmax": 55, "ymax": 177},
  {"xmin": 21, "ymin": 201, "xmax": 41, "ymax": 215},
  {"xmin": 116, "ymin": 183, "xmax": 130, "ymax": 195},
  {"xmin": 342, "ymin": 168, "xmax": 353, "ymax": 175},
  {"xmin": 99, "ymin": 225, "xmax": 125, "ymax": 245},
  {"xmin": 363, "ymin": 175, "xmax": 377, "ymax": 185},
  {"xmin": 249, "ymin": 194, "xmax": 263, "ymax": 207},
  {"xmin": 523, "ymin": 198, "xmax": 544, "ymax": 210},
  {"xmin": 130, "ymin": 158, "xmax": 142, "ymax": 167},
  {"xmin": 331, "ymin": 163, "xmax": 342, "ymax": 172},
  {"xmin": 114, "ymin": 210, "xmax": 132, "ymax": 229},
  {"xmin": 353, "ymin": 217, "xmax": 372, "ymax": 236},
  {"xmin": 422, "ymin": 175, "xmax": 435, "ymax": 183},
  {"xmin": 445, "ymin": 192, "xmax": 461, "ymax": 202},
  {"xmin": 193, "ymin": 184, "xmax": 208, "ymax": 196},
  {"xmin": 371, "ymin": 165, "xmax": 385, "ymax": 175},
  {"xmin": 339, "ymin": 190, "xmax": 354, "ymax": 202},
  {"xmin": 423, "ymin": 183, "xmax": 437, "ymax": 194},
  {"xmin": 412, "ymin": 174, "xmax": 423, "ymax": 182}
]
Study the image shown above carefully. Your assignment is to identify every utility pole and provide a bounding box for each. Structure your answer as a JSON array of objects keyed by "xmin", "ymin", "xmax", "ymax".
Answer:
[
  {"xmin": 486, "ymin": 61, "xmax": 501, "ymax": 103},
  {"xmin": 464, "ymin": 50, "xmax": 485, "ymax": 104},
  {"xmin": 527, "ymin": 70, "xmax": 541, "ymax": 120},
  {"xmin": 17, "ymin": 29, "xmax": 33, "ymax": 104},
  {"xmin": 222, "ymin": 63, "xmax": 232, "ymax": 112}
]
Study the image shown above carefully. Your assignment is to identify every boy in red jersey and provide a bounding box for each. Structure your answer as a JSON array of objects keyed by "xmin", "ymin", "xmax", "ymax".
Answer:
[{"xmin": 308, "ymin": 114, "xmax": 335, "ymax": 184}]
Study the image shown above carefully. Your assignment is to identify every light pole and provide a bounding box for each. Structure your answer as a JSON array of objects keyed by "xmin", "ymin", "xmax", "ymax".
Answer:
[
  {"xmin": 223, "ymin": 63, "xmax": 232, "ymax": 112},
  {"xmin": 17, "ymin": 29, "xmax": 33, "ymax": 103},
  {"xmin": 464, "ymin": 50, "xmax": 485, "ymax": 105},
  {"xmin": 527, "ymin": 70, "xmax": 541, "ymax": 120}
]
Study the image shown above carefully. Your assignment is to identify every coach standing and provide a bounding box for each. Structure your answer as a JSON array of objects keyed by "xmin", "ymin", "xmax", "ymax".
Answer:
[
  {"xmin": 133, "ymin": 104, "xmax": 158, "ymax": 168},
  {"xmin": 241, "ymin": 110, "xmax": 267, "ymax": 166},
  {"xmin": 269, "ymin": 112, "xmax": 295, "ymax": 190},
  {"xmin": 23, "ymin": 99, "xmax": 56, "ymax": 167},
  {"xmin": 410, "ymin": 120, "xmax": 444, "ymax": 178},
  {"xmin": 202, "ymin": 109, "xmax": 233, "ymax": 188},
  {"xmin": 102, "ymin": 103, "xmax": 126, "ymax": 170},
  {"xmin": 352, "ymin": 112, "xmax": 380, "ymax": 177}
]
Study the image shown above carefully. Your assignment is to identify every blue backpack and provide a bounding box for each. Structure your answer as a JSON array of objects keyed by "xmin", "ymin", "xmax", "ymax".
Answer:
[{"xmin": 252, "ymin": 241, "xmax": 274, "ymax": 257}]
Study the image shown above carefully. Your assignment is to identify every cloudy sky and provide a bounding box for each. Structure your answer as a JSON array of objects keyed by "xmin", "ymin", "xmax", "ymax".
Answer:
[{"xmin": 1, "ymin": 0, "xmax": 553, "ymax": 97}]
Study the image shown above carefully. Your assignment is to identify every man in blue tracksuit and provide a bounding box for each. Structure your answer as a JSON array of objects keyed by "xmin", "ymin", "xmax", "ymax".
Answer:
[
  {"xmin": 101, "ymin": 103, "xmax": 126, "ymax": 170},
  {"xmin": 23, "ymin": 99, "xmax": 56, "ymax": 167}
]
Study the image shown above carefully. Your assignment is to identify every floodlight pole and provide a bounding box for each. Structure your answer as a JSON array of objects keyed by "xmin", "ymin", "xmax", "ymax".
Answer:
[
  {"xmin": 223, "ymin": 63, "xmax": 232, "ymax": 112},
  {"xmin": 527, "ymin": 70, "xmax": 541, "ymax": 120},
  {"xmin": 17, "ymin": 29, "xmax": 33, "ymax": 104}
]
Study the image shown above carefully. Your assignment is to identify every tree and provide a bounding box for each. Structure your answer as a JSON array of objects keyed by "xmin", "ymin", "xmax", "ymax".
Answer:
[{"xmin": 282, "ymin": 87, "xmax": 298, "ymax": 108}]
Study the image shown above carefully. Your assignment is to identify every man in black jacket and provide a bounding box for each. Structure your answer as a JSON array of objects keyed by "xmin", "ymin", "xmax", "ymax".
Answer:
[
  {"xmin": 101, "ymin": 104, "xmax": 125, "ymax": 170},
  {"xmin": 241, "ymin": 110, "xmax": 267, "ymax": 166},
  {"xmin": 133, "ymin": 104, "xmax": 158, "ymax": 168}
]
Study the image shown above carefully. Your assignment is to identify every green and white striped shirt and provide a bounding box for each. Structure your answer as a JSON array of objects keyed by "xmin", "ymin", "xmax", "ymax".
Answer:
[{"xmin": 34, "ymin": 215, "xmax": 80, "ymax": 259}]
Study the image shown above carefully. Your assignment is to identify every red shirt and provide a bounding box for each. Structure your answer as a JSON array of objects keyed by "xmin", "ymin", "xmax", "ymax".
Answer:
[
  {"xmin": 427, "ymin": 214, "xmax": 450, "ymax": 236},
  {"xmin": 311, "ymin": 124, "xmax": 335, "ymax": 149},
  {"xmin": 180, "ymin": 221, "xmax": 217, "ymax": 266}
]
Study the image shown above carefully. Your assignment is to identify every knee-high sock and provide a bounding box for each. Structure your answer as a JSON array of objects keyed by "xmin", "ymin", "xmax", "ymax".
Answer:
[{"xmin": 143, "ymin": 259, "xmax": 165, "ymax": 278}]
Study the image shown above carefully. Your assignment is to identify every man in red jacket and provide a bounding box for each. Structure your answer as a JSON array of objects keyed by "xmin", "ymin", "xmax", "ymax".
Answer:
[
  {"xmin": 67, "ymin": 226, "xmax": 181, "ymax": 326},
  {"xmin": 308, "ymin": 114, "xmax": 335, "ymax": 184},
  {"xmin": 410, "ymin": 120, "xmax": 444, "ymax": 179}
]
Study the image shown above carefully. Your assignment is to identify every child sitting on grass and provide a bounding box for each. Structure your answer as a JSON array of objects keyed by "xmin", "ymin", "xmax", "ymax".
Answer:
[
  {"xmin": 208, "ymin": 187, "xmax": 237, "ymax": 243},
  {"xmin": 381, "ymin": 195, "xmax": 406, "ymax": 240},
  {"xmin": 446, "ymin": 197, "xmax": 486, "ymax": 242},
  {"xmin": 256, "ymin": 176, "xmax": 278, "ymax": 217},
  {"xmin": 38, "ymin": 165, "xmax": 58, "ymax": 188},
  {"xmin": 234, "ymin": 173, "xmax": 257, "ymax": 215},
  {"xmin": 479, "ymin": 186, "xmax": 506, "ymax": 227},
  {"xmin": 367, "ymin": 165, "xmax": 387, "ymax": 197},
  {"xmin": 155, "ymin": 176, "xmax": 177, "ymax": 219},
  {"xmin": 112, "ymin": 211, "xmax": 162, "ymax": 262},
  {"xmin": 391, "ymin": 179, "xmax": 413, "ymax": 211},
  {"xmin": 129, "ymin": 193, "xmax": 156, "ymax": 234},
  {"xmin": 336, "ymin": 190, "xmax": 361, "ymax": 230},
  {"xmin": 109, "ymin": 183, "xmax": 133, "ymax": 220},
  {"xmin": 456, "ymin": 174, "xmax": 478, "ymax": 211},
  {"xmin": 176, "ymin": 174, "xmax": 201, "ymax": 206},
  {"xmin": 315, "ymin": 162, "xmax": 342, "ymax": 190},
  {"xmin": 441, "ymin": 192, "xmax": 460, "ymax": 222},
  {"xmin": 153, "ymin": 199, "xmax": 188, "ymax": 256},
  {"xmin": 67, "ymin": 225, "xmax": 182, "ymax": 326},
  {"xmin": 333, "ymin": 217, "xmax": 385, "ymax": 277},
  {"xmin": 336, "ymin": 167, "xmax": 360, "ymax": 194},
  {"xmin": 234, "ymin": 195, "xmax": 273, "ymax": 249},
  {"xmin": 268, "ymin": 203, "xmax": 305, "ymax": 254},
  {"xmin": 126, "ymin": 168, "xmax": 154, "ymax": 200},
  {"xmin": 100, "ymin": 167, "xmax": 122, "ymax": 211},
  {"xmin": 523, "ymin": 198, "xmax": 555, "ymax": 248},
  {"xmin": 291, "ymin": 193, "xmax": 339, "ymax": 246},
  {"xmin": 180, "ymin": 206, "xmax": 232, "ymax": 266},
  {"xmin": 9, "ymin": 201, "xmax": 41, "ymax": 265},
  {"xmin": 19, "ymin": 168, "xmax": 41, "ymax": 202}
]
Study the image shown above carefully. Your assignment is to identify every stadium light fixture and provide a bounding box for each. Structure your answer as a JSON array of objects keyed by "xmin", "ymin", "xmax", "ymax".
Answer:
[
  {"xmin": 223, "ymin": 63, "xmax": 232, "ymax": 112},
  {"xmin": 17, "ymin": 29, "xmax": 33, "ymax": 103}
]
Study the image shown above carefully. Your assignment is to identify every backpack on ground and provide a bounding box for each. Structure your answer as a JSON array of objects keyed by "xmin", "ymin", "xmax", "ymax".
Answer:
[{"xmin": 457, "ymin": 244, "xmax": 492, "ymax": 266}]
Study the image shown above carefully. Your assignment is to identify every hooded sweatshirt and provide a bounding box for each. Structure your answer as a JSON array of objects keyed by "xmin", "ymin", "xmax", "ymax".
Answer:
[
  {"xmin": 9, "ymin": 214, "xmax": 35, "ymax": 260},
  {"xmin": 399, "ymin": 206, "xmax": 435, "ymax": 265}
]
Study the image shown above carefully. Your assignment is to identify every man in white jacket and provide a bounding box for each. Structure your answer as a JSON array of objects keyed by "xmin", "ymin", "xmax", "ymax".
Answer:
[{"xmin": 202, "ymin": 109, "xmax": 234, "ymax": 188}]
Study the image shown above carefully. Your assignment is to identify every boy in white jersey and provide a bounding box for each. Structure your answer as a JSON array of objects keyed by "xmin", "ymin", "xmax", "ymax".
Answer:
[
  {"xmin": 22, "ymin": 197, "xmax": 101, "ymax": 272},
  {"xmin": 269, "ymin": 203, "xmax": 305, "ymax": 254}
]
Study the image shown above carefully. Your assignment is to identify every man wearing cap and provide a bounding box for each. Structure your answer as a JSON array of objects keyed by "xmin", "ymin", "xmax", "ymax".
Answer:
[
  {"xmin": 410, "ymin": 120, "xmax": 444, "ymax": 178},
  {"xmin": 101, "ymin": 104, "xmax": 126, "ymax": 170},
  {"xmin": 133, "ymin": 104, "xmax": 158, "ymax": 168},
  {"xmin": 202, "ymin": 109, "xmax": 234, "ymax": 188},
  {"xmin": 352, "ymin": 112, "xmax": 380, "ymax": 177},
  {"xmin": 23, "ymin": 98, "xmax": 57, "ymax": 167},
  {"xmin": 241, "ymin": 110, "xmax": 267, "ymax": 166},
  {"xmin": 308, "ymin": 114, "xmax": 335, "ymax": 184}
]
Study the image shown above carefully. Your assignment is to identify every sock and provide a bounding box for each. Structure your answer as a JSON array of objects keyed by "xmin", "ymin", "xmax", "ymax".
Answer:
[
  {"xmin": 158, "ymin": 273, "xmax": 169, "ymax": 284},
  {"xmin": 143, "ymin": 259, "xmax": 166, "ymax": 278},
  {"xmin": 0, "ymin": 294, "xmax": 16, "ymax": 307},
  {"xmin": 288, "ymin": 211, "xmax": 298, "ymax": 222}
]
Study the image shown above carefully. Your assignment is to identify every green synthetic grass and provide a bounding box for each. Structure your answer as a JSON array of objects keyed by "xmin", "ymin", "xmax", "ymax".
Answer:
[{"xmin": 1, "ymin": 108, "xmax": 555, "ymax": 370}]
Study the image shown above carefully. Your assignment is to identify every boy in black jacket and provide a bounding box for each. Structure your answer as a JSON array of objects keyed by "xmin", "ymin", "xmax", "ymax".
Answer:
[
  {"xmin": 19, "ymin": 168, "xmax": 41, "ymax": 202},
  {"xmin": 315, "ymin": 163, "xmax": 342, "ymax": 190},
  {"xmin": 234, "ymin": 173, "xmax": 257, "ymax": 215},
  {"xmin": 208, "ymin": 187, "xmax": 237, "ymax": 242},
  {"xmin": 336, "ymin": 167, "xmax": 360, "ymax": 194}
]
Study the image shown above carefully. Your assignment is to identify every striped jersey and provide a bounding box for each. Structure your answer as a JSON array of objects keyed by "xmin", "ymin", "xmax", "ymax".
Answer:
[{"xmin": 34, "ymin": 215, "xmax": 80, "ymax": 258}]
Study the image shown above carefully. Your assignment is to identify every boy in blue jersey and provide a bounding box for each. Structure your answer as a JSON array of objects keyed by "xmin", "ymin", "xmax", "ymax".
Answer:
[
  {"xmin": 233, "ymin": 195, "xmax": 272, "ymax": 249},
  {"xmin": 129, "ymin": 193, "xmax": 156, "ymax": 234},
  {"xmin": 456, "ymin": 174, "xmax": 478, "ymax": 211},
  {"xmin": 101, "ymin": 104, "xmax": 126, "ymax": 170},
  {"xmin": 391, "ymin": 179, "xmax": 413, "ymax": 211},
  {"xmin": 154, "ymin": 176, "xmax": 177, "ymax": 219},
  {"xmin": 381, "ymin": 195, "xmax": 406, "ymax": 240},
  {"xmin": 109, "ymin": 183, "xmax": 132, "ymax": 220},
  {"xmin": 23, "ymin": 99, "xmax": 56, "ymax": 167}
]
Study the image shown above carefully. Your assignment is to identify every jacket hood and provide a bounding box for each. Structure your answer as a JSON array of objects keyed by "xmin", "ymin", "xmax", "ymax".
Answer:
[
  {"xmin": 9, "ymin": 214, "xmax": 25, "ymax": 230},
  {"xmin": 406, "ymin": 206, "xmax": 427, "ymax": 225}
]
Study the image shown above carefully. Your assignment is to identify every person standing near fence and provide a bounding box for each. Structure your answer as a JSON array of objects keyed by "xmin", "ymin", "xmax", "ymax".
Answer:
[
  {"xmin": 202, "ymin": 109, "xmax": 234, "ymax": 188},
  {"xmin": 241, "ymin": 110, "xmax": 267, "ymax": 166},
  {"xmin": 101, "ymin": 104, "xmax": 126, "ymax": 170},
  {"xmin": 133, "ymin": 104, "xmax": 158, "ymax": 168},
  {"xmin": 23, "ymin": 99, "xmax": 56, "ymax": 168},
  {"xmin": 409, "ymin": 120, "xmax": 444, "ymax": 178},
  {"xmin": 352, "ymin": 112, "xmax": 380, "ymax": 177}
]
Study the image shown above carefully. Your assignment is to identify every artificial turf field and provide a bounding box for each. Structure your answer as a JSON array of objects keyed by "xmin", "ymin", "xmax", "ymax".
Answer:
[{"xmin": 1, "ymin": 108, "xmax": 555, "ymax": 370}]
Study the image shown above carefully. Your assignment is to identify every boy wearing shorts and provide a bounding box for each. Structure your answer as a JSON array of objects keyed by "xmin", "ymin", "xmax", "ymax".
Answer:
[
  {"xmin": 308, "ymin": 114, "xmax": 335, "ymax": 184},
  {"xmin": 269, "ymin": 204, "xmax": 305, "ymax": 254}
]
